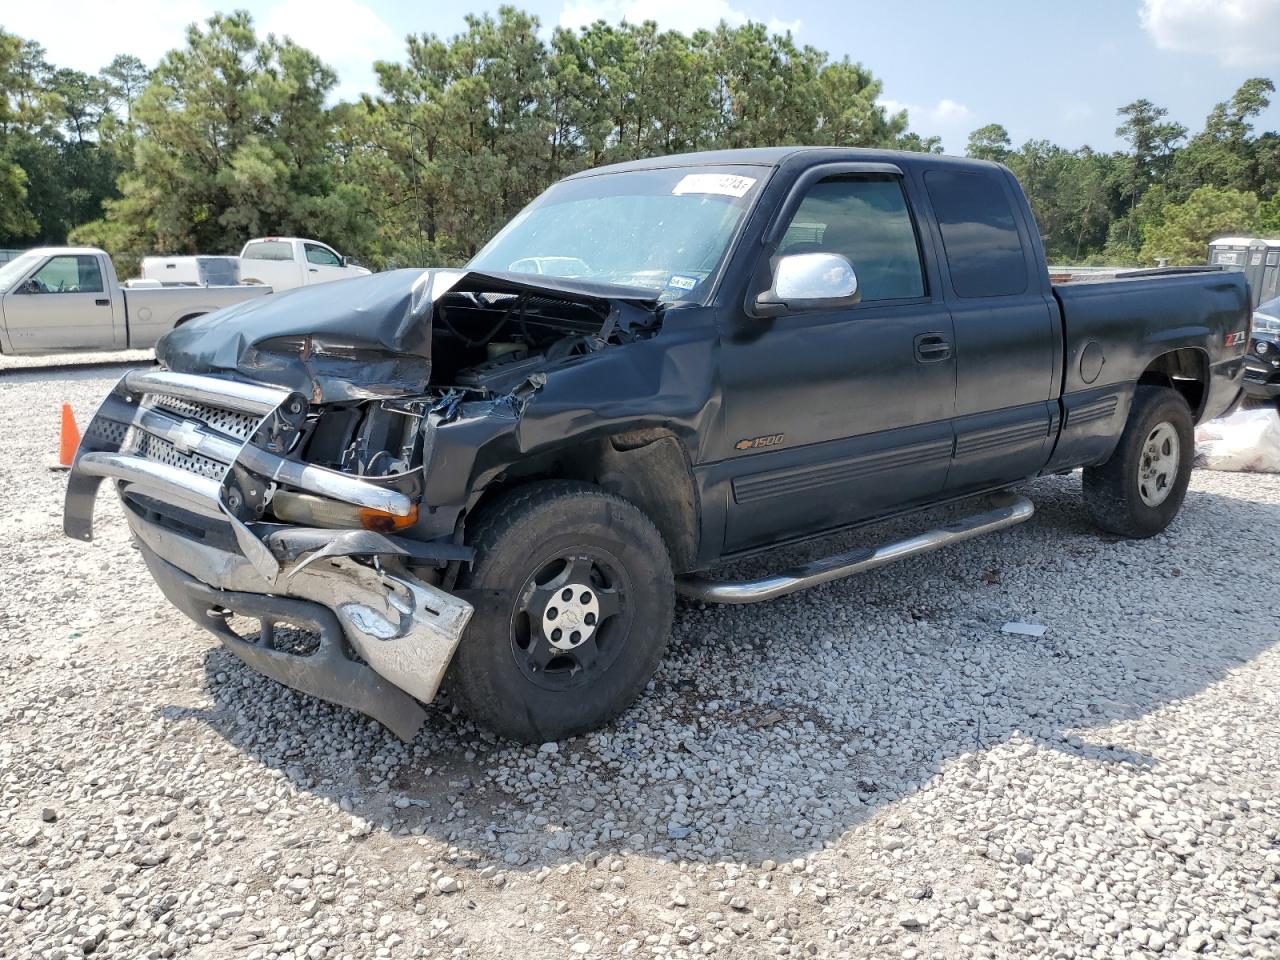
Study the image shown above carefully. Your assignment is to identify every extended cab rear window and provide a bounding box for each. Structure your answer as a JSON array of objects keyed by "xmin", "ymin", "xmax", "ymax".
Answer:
[
  {"xmin": 243, "ymin": 241, "xmax": 293, "ymax": 261},
  {"xmin": 924, "ymin": 170, "xmax": 1027, "ymax": 298}
]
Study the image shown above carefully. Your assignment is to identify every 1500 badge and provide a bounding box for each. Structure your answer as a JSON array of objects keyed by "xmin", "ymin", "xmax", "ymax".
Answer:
[{"xmin": 735, "ymin": 434, "xmax": 784, "ymax": 451}]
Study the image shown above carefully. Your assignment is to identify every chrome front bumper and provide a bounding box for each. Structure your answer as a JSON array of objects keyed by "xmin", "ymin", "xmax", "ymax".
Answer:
[{"xmin": 64, "ymin": 369, "xmax": 473, "ymax": 740}]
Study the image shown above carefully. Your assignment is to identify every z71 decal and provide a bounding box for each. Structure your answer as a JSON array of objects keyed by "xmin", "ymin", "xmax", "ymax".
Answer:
[
  {"xmin": 735, "ymin": 434, "xmax": 784, "ymax": 451},
  {"xmin": 1225, "ymin": 330, "xmax": 1247, "ymax": 347}
]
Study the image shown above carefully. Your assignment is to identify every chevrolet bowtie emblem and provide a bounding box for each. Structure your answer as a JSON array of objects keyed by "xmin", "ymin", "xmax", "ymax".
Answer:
[{"xmin": 171, "ymin": 420, "xmax": 204, "ymax": 455}]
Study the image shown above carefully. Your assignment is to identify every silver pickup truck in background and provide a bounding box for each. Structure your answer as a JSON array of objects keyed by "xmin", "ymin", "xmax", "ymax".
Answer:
[{"xmin": 0, "ymin": 247, "xmax": 272, "ymax": 355}]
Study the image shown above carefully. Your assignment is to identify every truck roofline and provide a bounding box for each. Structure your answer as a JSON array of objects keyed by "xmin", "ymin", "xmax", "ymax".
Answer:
[
  {"xmin": 20, "ymin": 246, "xmax": 109, "ymax": 258},
  {"xmin": 564, "ymin": 146, "xmax": 1007, "ymax": 180}
]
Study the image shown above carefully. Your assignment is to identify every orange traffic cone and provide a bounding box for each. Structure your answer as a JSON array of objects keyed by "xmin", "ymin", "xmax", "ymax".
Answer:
[{"xmin": 50, "ymin": 403, "xmax": 81, "ymax": 471}]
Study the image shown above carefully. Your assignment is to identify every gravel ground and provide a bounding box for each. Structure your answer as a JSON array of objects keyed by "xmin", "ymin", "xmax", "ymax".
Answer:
[
  {"xmin": 0, "ymin": 349, "xmax": 154, "ymax": 372},
  {"xmin": 3, "ymin": 362, "xmax": 1279, "ymax": 960}
]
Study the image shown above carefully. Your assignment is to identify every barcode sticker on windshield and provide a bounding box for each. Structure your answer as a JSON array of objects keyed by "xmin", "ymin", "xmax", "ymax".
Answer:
[{"xmin": 672, "ymin": 173, "xmax": 757, "ymax": 198}]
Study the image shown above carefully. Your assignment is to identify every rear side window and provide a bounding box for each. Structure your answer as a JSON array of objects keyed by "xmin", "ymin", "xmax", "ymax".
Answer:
[
  {"xmin": 243, "ymin": 241, "xmax": 293, "ymax": 262},
  {"xmin": 924, "ymin": 170, "xmax": 1027, "ymax": 298},
  {"xmin": 778, "ymin": 175, "xmax": 925, "ymax": 302}
]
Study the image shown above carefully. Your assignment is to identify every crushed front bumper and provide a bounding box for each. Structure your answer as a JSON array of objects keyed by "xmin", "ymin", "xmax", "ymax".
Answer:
[{"xmin": 64, "ymin": 369, "xmax": 474, "ymax": 740}]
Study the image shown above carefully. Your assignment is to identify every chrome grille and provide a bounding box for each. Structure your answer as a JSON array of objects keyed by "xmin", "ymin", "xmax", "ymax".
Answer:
[
  {"xmin": 87, "ymin": 419, "xmax": 127, "ymax": 445},
  {"xmin": 127, "ymin": 429, "xmax": 226, "ymax": 480},
  {"xmin": 144, "ymin": 394, "xmax": 259, "ymax": 441},
  {"xmin": 124, "ymin": 389, "xmax": 264, "ymax": 480}
]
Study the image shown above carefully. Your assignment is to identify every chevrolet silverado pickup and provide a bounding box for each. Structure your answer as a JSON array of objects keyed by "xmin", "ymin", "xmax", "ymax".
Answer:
[
  {"xmin": 64, "ymin": 148, "xmax": 1250, "ymax": 744},
  {"xmin": 0, "ymin": 247, "xmax": 270, "ymax": 355}
]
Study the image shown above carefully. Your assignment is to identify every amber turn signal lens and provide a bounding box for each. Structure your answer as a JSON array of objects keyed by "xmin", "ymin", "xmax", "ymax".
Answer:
[{"xmin": 357, "ymin": 503, "xmax": 419, "ymax": 532}]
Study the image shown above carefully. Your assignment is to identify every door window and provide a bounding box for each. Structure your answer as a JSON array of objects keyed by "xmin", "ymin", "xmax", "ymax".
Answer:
[
  {"xmin": 777, "ymin": 176, "xmax": 925, "ymax": 302},
  {"xmin": 304, "ymin": 243, "xmax": 342, "ymax": 267},
  {"xmin": 28, "ymin": 255, "xmax": 104, "ymax": 294},
  {"xmin": 923, "ymin": 170, "xmax": 1028, "ymax": 298}
]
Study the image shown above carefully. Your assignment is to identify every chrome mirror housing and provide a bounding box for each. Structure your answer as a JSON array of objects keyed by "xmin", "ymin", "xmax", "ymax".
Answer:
[{"xmin": 754, "ymin": 252, "xmax": 860, "ymax": 316}]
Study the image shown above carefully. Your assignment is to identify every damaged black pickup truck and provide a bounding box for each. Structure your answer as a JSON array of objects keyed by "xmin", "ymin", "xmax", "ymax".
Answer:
[{"xmin": 65, "ymin": 147, "xmax": 1250, "ymax": 744}]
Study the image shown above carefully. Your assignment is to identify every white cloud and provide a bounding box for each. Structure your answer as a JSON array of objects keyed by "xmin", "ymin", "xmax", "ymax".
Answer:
[
  {"xmin": 1140, "ymin": 0, "xmax": 1280, "ymax": 65},
  {"xmin": 3, "ymin": 0, "xmax": 401, "ymax": 101},
  {"xmin": 931, "ymin": 99, "xmax": 971, "ymax": 124},
  {"xmin": 2, "ymin": 0, "xmax": 211, "ymax": 74},
  {"xmin": 766, "ymin": 16, "xmax": 803, "ymax": 35},
  {"xmin": 878, "ymin": 97, "xmax": 972, "ymax": 127},
  {"xmin": 261, "ymin": 0, "xmax": 402, "ymax": 101},
  {"xmin": 559, "ymin": 0, "xmax": 797, "ymax": 36}
]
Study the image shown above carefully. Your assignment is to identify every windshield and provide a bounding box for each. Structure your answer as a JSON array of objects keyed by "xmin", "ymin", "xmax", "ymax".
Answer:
[
  {"xmin": 0, "ymin": 252, "xmax": 43, "ymax": 293},
  {"xmin": 469, "ymin": 165, "xmax": 766, "ymax": 303}
]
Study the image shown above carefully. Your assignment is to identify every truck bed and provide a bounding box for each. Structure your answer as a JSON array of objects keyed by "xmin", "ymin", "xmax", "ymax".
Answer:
[
  {"xmin": 1050, "ymin": 264, "xmax": 1225, "ymax": 285},
  {"xmin": 120, "ymin": 283, "xmax": 271, "ymax": 349},
  {"xmin": 1045, "ymin": 266, "xmax": 1250, "ymax": 472}
]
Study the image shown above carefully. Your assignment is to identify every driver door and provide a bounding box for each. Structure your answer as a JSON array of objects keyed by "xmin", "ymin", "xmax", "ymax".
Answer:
[
  {"xmin": 303, "ymin": 242, "xmax": 348, "ymax": 284},
  {"xmin": 2, "ymin": 254, "xmax": 115, "ymax": 353},
  {"xmin": 716, "ymin": 172, "xmax": 957, "ymax": 552}
]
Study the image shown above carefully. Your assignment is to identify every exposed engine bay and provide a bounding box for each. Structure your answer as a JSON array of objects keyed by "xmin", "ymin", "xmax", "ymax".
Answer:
[
  {"xmin": 156, "ymin": 266, "xmax": 661, "ymax": 402},
  {"xmin": 282, "ymin": 280, "xmax": 662, "ymax": 489},
  {"xmin": 145, "ymin": 268, "xmax": 665, "ymax": 538}
]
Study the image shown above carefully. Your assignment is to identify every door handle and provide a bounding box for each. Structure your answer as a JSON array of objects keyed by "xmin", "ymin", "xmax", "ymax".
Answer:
[
  {"xmin": 914, "ymin": 333, "xmax": 952, "ymax": 362},
  {"xmin": 308, "ymin": 268, "xmax": 318, "ymax": 273},
  {"xmin": 95, "ymin": 298, "xmax": 110, "ymax": 306}
]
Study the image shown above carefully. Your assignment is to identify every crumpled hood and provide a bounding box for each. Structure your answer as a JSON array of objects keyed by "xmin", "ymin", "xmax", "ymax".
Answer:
[{"xmin": 155, "ymin": 268, "xmax": 659, "ymax": 403}]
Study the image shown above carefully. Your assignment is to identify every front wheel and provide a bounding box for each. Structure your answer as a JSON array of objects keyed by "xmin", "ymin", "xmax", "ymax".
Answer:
[
  {"xmin": 447, "ymin": 481, "xmax": 674, "ymax": 743},
  {"xmin": 1082, "ymin": 385, "xmax": 1194, "ymax": 538}
]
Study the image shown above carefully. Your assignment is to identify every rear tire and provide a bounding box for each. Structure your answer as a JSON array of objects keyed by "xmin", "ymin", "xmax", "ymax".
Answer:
[
  {"xmin": 1082, "ymin": 385, "xmax": 1194, "ymax": 538},
  {"xmin": 448, "ymin": 480, "xmax": 674, "ymax": 743}
]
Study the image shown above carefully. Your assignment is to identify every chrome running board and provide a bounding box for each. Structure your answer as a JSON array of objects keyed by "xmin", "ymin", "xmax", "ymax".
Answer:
[{"xmin": 675, "ymin": 492, "xmax": 1035, "ymax": 604}]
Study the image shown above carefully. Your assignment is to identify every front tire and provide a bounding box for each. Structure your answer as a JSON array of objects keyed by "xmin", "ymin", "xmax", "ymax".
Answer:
[
  {"xmin": 448, "ymin": 481, "xmax": 674, "ymax": 743},
  {"xmin": 1082, "ymin": 385, "xmax": 1194, "ymax": 538}
]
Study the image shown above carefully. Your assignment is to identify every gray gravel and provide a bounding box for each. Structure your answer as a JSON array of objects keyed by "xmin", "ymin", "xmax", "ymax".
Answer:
[{"xmin": 3, "ymin": 361, "xmax": 1279, "ymax": 959}]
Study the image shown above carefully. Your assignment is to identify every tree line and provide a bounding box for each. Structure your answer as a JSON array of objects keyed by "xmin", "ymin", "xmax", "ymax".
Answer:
[{"xmin": 1, "ymin": 6, "xmax": 1277, "ymax": 273}]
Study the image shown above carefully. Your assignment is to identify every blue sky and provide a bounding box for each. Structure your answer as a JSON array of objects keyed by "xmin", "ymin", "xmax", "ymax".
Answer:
[{"xmin": 7, "ymin": 0, "xmax": 1280, "ymax": 153}]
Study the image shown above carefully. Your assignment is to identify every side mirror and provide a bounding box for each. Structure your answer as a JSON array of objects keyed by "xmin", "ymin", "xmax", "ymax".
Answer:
[
  {"xmin": 19, "ymin": 279, "xmax": 41, "ymax": 295},
  {"xmin": 753, "ymin": 252, "xmax": 860, "ymax": 317}
]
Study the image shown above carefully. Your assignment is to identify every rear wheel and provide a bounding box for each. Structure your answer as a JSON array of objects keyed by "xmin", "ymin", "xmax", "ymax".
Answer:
[
  {"xmin": 448, "ymin": 480, "xmax": 674, "ymax": 742},
  {"xmin": 1082, "ymin": 385, "xmax": 1194, "ymax": 538}
]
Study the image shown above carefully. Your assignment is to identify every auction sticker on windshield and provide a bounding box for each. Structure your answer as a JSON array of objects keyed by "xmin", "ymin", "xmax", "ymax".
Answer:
[{"xmin": 672, "ymin": 173, "xmax": 757, "ymax": 198}]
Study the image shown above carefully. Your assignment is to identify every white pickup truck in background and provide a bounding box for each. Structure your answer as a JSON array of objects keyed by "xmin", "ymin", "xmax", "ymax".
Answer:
[
  {"xmin": 141, "ymin": 237, "xmax": 371, "ymax": 292},
  {"xmin": 0, "ymin": 247, "xmax": 271, "ymax": 355}
]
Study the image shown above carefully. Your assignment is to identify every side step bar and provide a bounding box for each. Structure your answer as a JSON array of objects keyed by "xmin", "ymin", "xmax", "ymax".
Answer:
[{"xmin": 675, "ymin": 492, "xmax": 1035, "ymax": 604}]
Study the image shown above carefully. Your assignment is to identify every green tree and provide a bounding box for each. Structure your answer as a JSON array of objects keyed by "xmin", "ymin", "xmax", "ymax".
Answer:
[
  {"xmin": 1113, "ymin": 98, "xmax": 1185, "ymax": 249},
  {"xmin": 0, "ymin": 30, "xmax": 41, "ymax": 242},
  {"xmin": 966, "ymin": 123, "xmax": 1011, "ymax": 163},
  {"xmin": 1171, "ymin": 78, "xmax": 1274, "ymax": 195},
  {"xmin": 812, "ymin": 58, "xmax": 905, "ymax": 147},
  {"xmin": 354, "ymin": 11, "xmax": 911, "ymax": 267},
  {"xmin": 1138, "ymin": 185, "xmax": 1259, "ymax": 264},
  {"xmin": 74, "ymin": 11, "xmax": 363, "ymax": 257},
  {"xmin": 101, "ymin": 55, "xmax": 150, "ymax": 125}
]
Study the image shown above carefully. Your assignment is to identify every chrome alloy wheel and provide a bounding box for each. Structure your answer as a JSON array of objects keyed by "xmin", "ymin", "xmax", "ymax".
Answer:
[{"xmin": 1138, "ymin": 421, "xmax": 1181, "ymax": 507}]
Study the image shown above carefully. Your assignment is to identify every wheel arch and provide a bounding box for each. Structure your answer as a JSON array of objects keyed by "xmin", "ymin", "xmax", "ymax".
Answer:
[
  {"xmin": 467, "ymin": 427, "xmax": 701, "ymax": 574},
  {"xmin": 1137, "ymin": 346, "xmax": 1209, "ymax": 421}
]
